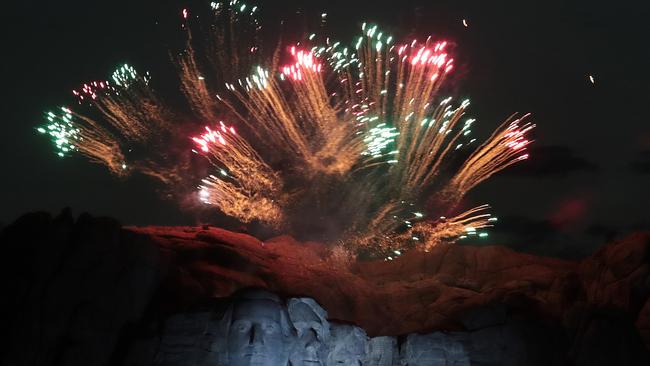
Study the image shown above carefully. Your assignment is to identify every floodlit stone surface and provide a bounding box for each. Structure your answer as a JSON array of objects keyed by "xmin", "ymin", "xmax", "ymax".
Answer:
[
  {"xmin": 288, "ymin": 297, "xmax": 330, "ymax": 366},
  {"xmin": 365, "ymin": 336, "xmax": 398, "ymax": 366},
  {"xmin": 401, "ymin": 332, "xmax": 470, "ymax": 366}
]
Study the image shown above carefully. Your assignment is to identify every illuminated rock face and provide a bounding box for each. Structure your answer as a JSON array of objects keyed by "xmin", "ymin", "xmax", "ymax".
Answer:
[
  {"xmin": 326, "ymin": 324, "xmax": 368, "ymax": 366},
  {"xmin": 144, "ymin": 291, "xmax": 474, "ymax": 365},
  {"xmin": 2, "ymin": 211, "xmax": 650, "ymax": 366},
  {"xmin": 401, "ymin": 333, "xmax": 470, "ymax": 366},
  {"xmin": 288, "ymin": 298, "xmax": 330, "ymax": 366},
  {"xmin": 365, "ymin": 337, "xmax": 398, "ymax": 366},
  {"xmin": 223, "ymin": 290, "xmax": 295, "ymax": 366}
]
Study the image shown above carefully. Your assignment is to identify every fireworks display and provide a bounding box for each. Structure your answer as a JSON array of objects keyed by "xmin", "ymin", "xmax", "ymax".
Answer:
[
  {"xmin": 192, "ymin": 122, "xmax": 284, "ymax": 226},
  {"xmin": 37, "ymin": 1, "xmax": 535, "ymax": 258},
  {"xmin": 39, "ymin": 62, "xmax": 185, "ymax": 185},
  {"xmin": 38, "ymin": 106, "xmax": 127, "ymax": 174}
]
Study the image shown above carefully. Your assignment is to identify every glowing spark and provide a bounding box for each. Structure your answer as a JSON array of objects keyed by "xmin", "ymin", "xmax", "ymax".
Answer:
[
  {"xmin": 37, "ymin": 106, "xmax": 127, "ymax": 174},
  {"xmin": 281, "ymin": 47, "xmax": 322, "ymax": 80},
  {"xmin": 192, "ymin": 122, "xmax": 283, "ymax": 226}
]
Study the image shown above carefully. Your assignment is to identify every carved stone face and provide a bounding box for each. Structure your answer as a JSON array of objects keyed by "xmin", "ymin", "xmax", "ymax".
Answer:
[
  {"xmin": 326, "ymin": 324, "xmax": 367, "ymax": 366},
  {"xmin": 227, "ymin": 298, "xmax": 290, "ymax": 366},
  {"xmin": 402, "ymin": 333, "xmax": 469, "ymax": 366},
  {"xmin": 288, "ymin": 299, "xmax": 329, "ymax": 366},
  {"xmin": 293, "ymin": 327, "xmax": 322, "ymax": 365},
  {"xmin": 365, "ymin": 337, "xmax": 398, "ymax": 366}
]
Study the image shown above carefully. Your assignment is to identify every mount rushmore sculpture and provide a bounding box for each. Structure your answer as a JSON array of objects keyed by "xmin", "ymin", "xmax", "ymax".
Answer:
[{"xmin": 146, "ymin": 288, "xmax": 485, "ymax": 366}]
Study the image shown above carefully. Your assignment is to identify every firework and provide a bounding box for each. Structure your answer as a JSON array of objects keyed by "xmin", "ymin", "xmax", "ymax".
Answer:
[
  {"xmin": 310, "ymin": 23, "xmax": 533, "ymax": 252},
  {"xmin": 404, "ymin": 204, "xmax": 494, "ymax": 251},
  {"xmin": 192, "ymin": 122, "xmax": 284, "ymax": 226},
  {"xmin": 38, "ymin": 63, "xmax": 182, "ymax": 186},
  {"xmin": 96, "ymin": 63, "xmax": 169, "ymax": 142},
  {"xmin": 38, "ymin": 106, "xmax": 127, "ymax": 174},
  {"xmin": 353, "ymin": 204, "xmax": 494, "ymax": 258},
  {"xmin": 38, "ymin": 1, "xmax": 535, "ymax": 259},
  {"xmin": 177, "ymin": 0, "xmax": 262, "ymax": 123},
  {"xmin": 436, "ymin": 114, "xmax": 534, "ymax": 208}
]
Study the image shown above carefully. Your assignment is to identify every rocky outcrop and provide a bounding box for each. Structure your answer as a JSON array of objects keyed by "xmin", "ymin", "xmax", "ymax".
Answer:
[{"xmin": 1, "ymin": 210, "xmax": 649, "ymax": 365}]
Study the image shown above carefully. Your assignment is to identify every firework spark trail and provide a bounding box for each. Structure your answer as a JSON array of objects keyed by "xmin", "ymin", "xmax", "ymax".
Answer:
[
  {"xmin": 280, "ymin": 47, "xmax": 370, "ymax": 175},
  {"xmin": 192, "ymin": 121, "xmax": 284, "ymax": 226},
  {"xmin": 320, "ymin": 27, "xmax": 468, "ymax": 232},
  {"xmin": 392, "ymin": 40, "xmax": 454, "ymax": 123},
  {"xmin": 355, "ymin": 204, "xmax": 493, "ymax": 258},
  {"xmin": 371, "ymin": 39, "xmax": 459, "ymax": 198},
  {"xmin": 178, "ymin": 39, "xmax": 221, "ymax": 123},
  {"xmin": 38, "ymin": 107, "xmax": 127, "ymax": 174},
  {"xmin": 177, "ymin": 0, "xmax": 262, "ymax": 123},
  {"xmin": 207, "ymin": 0, "xmax": 261, "ymax": 82},
  {"xmin": 348, "ymin": 199, "xmax": 403, "ymax": 248},
  {"xmin": 439, "ymin": 114, "xmax": 534, "ymax": 207},
  {"xmin": 192, "ymin": 122, "xmax": 280, "ymax": 194},
  {"xmin": 326, "ymin": 26, "xmax": 452, "ymax": 127},
  {"xmin": 41, "ymin": 64, "xmax": 178, "ymax": 184},
  {"xmin": 224, "ymin": 66, "xmax": 312, "ymax": 162},
  {"xmin": 198, "ymin": 176, "xmax": 284, "ymax": 226},
  {"xmin": 313, "ymin": 24, "xmax": 533, "ymax": 252},
  {"xmin": 219, "ymin": 49, "xmax": 368, "ymax": 177},
  {"xmin": 69, "ymin": 64, "xmax": 171, "ymax": 145},
  {"xmin": 349, "ymin": 203, "xmax": 488, "ymax": 259},
  {"xmin": 72, "ymin": 80, "xmax": 114, "ymax": 102},
  {"xmin": 272, "ymin": 46, "xmax": 399, "ymax": 175},
  {"xmin": 404, "ymin": 204, "xmax": 494, "ymax": 251},
  {"xmin": 320, "ymin": 28, "xmax": 464, "ymax": 184},
  {"xmin": 92, "ymin": 64, "xmax": 170, "ymax": 142},
  {"xmin": 394, "ymin": 98, "xmax": 471, "ymax": 198}
]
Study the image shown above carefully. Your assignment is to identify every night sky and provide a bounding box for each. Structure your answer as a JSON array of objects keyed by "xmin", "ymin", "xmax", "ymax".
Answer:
[{"xmin": 2, "ymin": 0, "xmax": 649, "ymax": 258}]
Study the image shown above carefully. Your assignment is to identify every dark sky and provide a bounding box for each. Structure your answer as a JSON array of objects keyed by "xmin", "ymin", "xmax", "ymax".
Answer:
[{"xmin": 2, "ymin": 0, "xmax": 649, "ymax": 258}]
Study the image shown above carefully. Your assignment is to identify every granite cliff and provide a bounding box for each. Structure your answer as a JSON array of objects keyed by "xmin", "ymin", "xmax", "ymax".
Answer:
[{"xmin": 1, "ymin": 210, "xmax": 649, "ymax": 365}]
